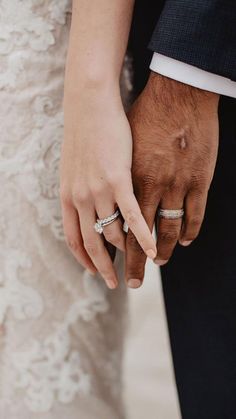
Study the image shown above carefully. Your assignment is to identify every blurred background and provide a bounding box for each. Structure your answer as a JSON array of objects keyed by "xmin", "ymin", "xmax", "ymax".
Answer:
[{"xmin": 124, "ymin": 261, "xmax": 181, "ymax": 419}]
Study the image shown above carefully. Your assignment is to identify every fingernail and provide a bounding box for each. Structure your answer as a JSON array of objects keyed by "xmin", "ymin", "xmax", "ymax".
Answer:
[
  {"xmin": 146, "ymin": 249, "xmax": 156, "ymax": 259},
  {"xmin": 106, "ymin": 280, "xmax": 117, "ymax": 290},
  {"xmin": 154, "ymin": 259, "xmax": 168, "ymax": 266},
  {"xmin": 127, "ymin": 278, "xmax": 142, "ymax": 289},
  {"xmin": 180, "ymin": 240, "xmax": 192, "ymax": 247}
]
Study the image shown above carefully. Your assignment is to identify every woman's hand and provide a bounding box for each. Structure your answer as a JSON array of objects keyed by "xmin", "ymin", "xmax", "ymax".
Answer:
[
  {"xmin": 60, "ymin": 83, "xmax": 156, "ymax": 289},
  {"xmin": 125, "ymin": 72, "xmax": 220, "ymax": 288}
]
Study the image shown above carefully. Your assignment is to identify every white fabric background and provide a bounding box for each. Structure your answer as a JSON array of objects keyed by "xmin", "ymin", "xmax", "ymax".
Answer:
[{"xmin": 124, "ymin": 260, "xmax": 181, "ymax": 419}]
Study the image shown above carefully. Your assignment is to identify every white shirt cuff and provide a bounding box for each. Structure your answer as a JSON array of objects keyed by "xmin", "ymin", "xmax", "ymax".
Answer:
[{"xmin": 150, "ymin": 53, "xmax": 236, "ymax": 99}]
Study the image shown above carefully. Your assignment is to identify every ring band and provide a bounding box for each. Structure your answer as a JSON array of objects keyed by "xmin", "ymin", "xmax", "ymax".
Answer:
[
  {"xmin": 94, "ymin": 209, "xmax": 120, "ymax": 234},
  {"xmin": 158, "ymin": 208, "xmax": 184, "ymax": 220}
]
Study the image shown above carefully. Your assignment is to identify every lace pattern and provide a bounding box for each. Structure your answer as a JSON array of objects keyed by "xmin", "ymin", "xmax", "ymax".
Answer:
[{"xmin": 0, "ymin": 1, "xmax": 128, "ymax": 417}]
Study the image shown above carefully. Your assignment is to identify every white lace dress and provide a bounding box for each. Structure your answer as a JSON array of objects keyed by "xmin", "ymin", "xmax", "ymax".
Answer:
[{"xmin": 0, "ymin": 1, "xmax": 128, "ymax": 418}]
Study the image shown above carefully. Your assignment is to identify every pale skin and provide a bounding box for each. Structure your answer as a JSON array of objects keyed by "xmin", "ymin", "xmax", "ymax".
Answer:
[
  {"xmin": 60, "ymin": 0, "xmax": 220, "ymax": 290},
  {"xmin": 60, "ymin": 0, "xmax": 157, "ymax": 290}
]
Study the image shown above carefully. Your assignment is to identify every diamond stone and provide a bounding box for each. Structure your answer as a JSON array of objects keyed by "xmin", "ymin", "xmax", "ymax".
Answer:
[{"xmin": 94, "ymin": 222, "xmax": 103, "ymax": 234}]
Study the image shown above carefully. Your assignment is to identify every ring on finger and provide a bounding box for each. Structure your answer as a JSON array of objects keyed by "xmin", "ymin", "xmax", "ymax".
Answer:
[
  {"xmin": 158, "ymin": 208, "xmax": 184, "ymax": 220},
  {"xmin": 94, "ymin": 209, "xmax": 120, "ymax": 234}
]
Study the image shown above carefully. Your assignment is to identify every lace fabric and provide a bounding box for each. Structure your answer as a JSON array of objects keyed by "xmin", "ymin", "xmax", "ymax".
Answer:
[{"xmin": 0, "ymin": 1, "xmax": 128, "ymax": 417}]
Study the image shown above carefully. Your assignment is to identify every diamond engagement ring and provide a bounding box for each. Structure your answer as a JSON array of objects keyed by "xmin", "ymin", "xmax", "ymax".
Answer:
[
  {"xmin": 158, "ymin": 208, "xmax": 184, "ymax": 220},
  {"xmin": 94, "ymin": 209, "xmax": 120, "ymax": 234}
]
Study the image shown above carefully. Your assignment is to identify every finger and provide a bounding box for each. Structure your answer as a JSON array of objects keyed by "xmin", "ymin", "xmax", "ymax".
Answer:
[
  {"xmin": 155, "ymin": 190, "xmax": 184, "ymax": 265},
  {"xmin": 179, "ymin": 188, "xmax": 208, "ymax": 246},
  {"xmin": 78, "ymin": 205, "xmax": 119, "ymax": 289},
  {"xmin": 105, "ymin": 240, "xmax": 117, "ymax": 263},
  {"xmin": 95, "ymin": 198, "xmax": 126, "ymax": 252},
  {"xmin": 125, "ymin": 185, "xmax": 161, "ymax": 288},
  {"xmin": 61, "ymin": 201, "xmax": 97, "ymax": 275},
  {"xmin": 115, "ymin": 179, "xmax": 157, "ymax": 260}
]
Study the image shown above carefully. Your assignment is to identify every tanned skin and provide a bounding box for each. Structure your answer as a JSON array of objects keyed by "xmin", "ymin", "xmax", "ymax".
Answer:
[{"xmin": 125, "ymin": 72, "xmax": 219, "ymax": 287}]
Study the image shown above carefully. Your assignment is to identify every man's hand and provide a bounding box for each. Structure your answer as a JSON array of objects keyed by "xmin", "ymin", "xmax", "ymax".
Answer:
[{"xmin": 126, "ymin": 72, "xmax": 220, "ymax": 288}]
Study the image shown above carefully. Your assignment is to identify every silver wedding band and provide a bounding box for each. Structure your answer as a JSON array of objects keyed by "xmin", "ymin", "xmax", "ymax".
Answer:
[
  {"xmin": 94, "ymin": 209, "xmax": 120, "ymax": 234},
  {"xmin": 158, "ymin": 208, "xmax": 184, "ymax": 220}
]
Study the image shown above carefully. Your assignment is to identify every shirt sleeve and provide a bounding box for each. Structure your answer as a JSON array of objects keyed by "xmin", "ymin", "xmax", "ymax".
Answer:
[
  {"xmin": 149, "ymin": 0, "xmax": 236, "ymax": 82},
  {"xmin": 150, "ymin": 53, "xmax": 236, "ymax": 98}
]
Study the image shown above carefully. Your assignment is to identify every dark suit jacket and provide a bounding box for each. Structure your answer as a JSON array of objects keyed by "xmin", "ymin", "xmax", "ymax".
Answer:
[
  {"xmin": 149, "ymin": 0, "xmax": 236, "ymax": 81},
  {"xmin": 129, "ymin": 0, "xmax": 165, "ymax": 95}
]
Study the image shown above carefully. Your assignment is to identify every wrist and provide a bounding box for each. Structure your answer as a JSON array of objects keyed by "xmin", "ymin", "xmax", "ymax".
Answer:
[
  {"xmin": 64, "ymin": 74, "xmax": 123, "ymax": 114},
  {"xmin": 148, "ymin": 71, "xmax": 220, "ymax": 108},
  {"xmin": 64, "ymin": 69, "xmax": 121, "ymax": 104},
  {"xmin": 65, "ymin": 51, "xmax": 121, "ymax": 93}
]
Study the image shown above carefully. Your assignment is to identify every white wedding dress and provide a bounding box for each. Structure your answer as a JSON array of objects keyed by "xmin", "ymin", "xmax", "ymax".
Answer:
[{"xmin": 0, "ymin": 1, "xmax": 130, "ymax": 418}]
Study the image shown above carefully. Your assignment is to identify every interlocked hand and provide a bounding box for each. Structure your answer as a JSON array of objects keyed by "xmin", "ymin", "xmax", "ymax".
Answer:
[{"xmin": 125, "ymin": 73, "xmax": 219, "ymax": 288}]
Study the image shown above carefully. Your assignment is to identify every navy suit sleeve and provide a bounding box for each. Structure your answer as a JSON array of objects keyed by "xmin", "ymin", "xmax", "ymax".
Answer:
[{"xmin": 149, "ymin": 0, "xmax": 236, "ymax": 81}]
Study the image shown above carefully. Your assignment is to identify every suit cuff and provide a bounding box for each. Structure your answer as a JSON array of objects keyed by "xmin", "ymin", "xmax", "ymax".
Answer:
[{"xmin": 150, "ymin": 53, "xmax": 236, "ymax": 99}]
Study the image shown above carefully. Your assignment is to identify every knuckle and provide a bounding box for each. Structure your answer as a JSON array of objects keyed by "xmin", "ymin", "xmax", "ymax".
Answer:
[
  {"xmin": 106, "ymin": 172, "xmax": 127, "ymax": 189},
  {"xmin": 188, "ymin": 215, "xmax": 202, "ymax": 229},
  {"xmin": 140, "ymin": 173, "xmax": 158, "ymax": 189},
  {"xmin": 140, "ymin": 196, "xmax": 157, "ymax": 209},
  {"xmin": 84, "ymin": 241, "xmax": 99, "ymax": 256},
  {"xmin": 89, "ymin": 182, "xmax": 106, "ymax": 197},
  {"xmin": 72, "ymin": 189, "xmax": 89, "ymax": 207},
  {"xmin": 125, "ymin": 209, "xmax": 140, "ymax": 226},
  {"xmin": 134, "ymin": 175, "xmax": 161, "ymax": 203},
  {"xmin": 171, "ymin": 181, "xmax": 187, "ymax": 196},
  {"xmin": 190, "ymin": 174, "xmax": 208, "ymax": 191},
  {"xmin": 159, "ymin": 172, "xmax": 175, "ymax": 189},
  {"xmin": 158, "ymin": 230, "xmax": 178, "ymax": 244},
  {"xmin": 66, "ymin": 237, "xmax": 82, "ymax": 253}
]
